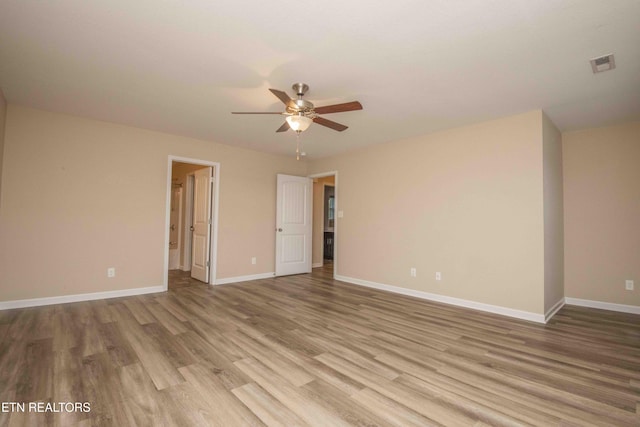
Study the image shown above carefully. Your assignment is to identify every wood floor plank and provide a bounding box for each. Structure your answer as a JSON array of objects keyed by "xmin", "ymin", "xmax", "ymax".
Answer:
[
  {"xmin": 301, "ymin": 378, "xmax": 395, "ymax": 426},
  {"xmin": 1, "ymin": 265, "xmax": 638, "ymax": 426},
  {"xmin": 225, "ymin": 331, "xmax": 315, "ymax": 387},
  {"xmin": 0, "ymin": 351, "xmax": 21, "ymax": 427},
  {"xmin": 142, "ymin": 322, "xmax": 196, "ymax": 369},
  {"xmin": 51, "ymin": 348, "xmax": 90, "ymax": 426},
  {"xmin": 308, "ymin": 335, "xmax": 400, "ymax": 380},
  {"xmin": 110, "ymin": 303, "xmax": 186, "ymax": 390},
  {"xmin": 154, "ymin": 295, "xmax": 193, "ymax": 322},
  {"xmin": 173, "ymin": 330, "xmax": 252, "ymax": 391},
  {"xmin": 179, "ymin": 363, "xmax": 265, "ymax": 426},
  {"xmin": 51, "ymin": 306, "xmax": 80, "ymax": 351},
  {"xmin": 232, "ymin": 382, "xmax": 306, "ymax": 427},
  {"xmin": 315, "ymin": 351, "xmax": 477, "ymax": 425},
  {"xmin": 118, "ymin": 362, "xmax": 167, "ymax": 426},
  {"xmin": 145, "ymin": 302, "xmax": 189, "ymax": 335},
  {"xmin": 234, "ymin": 357, "xmax": 351, "ymax": 427},
  {"xmin": 397, "ymin": 373, "xmax": 538, "ymax": 426},
  {"xmin": 253, "ymin": 333, "xmax": 366, "ymax": 396},
  {"xmin": 438, "ymin": 362, "xmax": 635, "ymax": 426},
  {"xmin": 14, "ymin": 338, "xmax": 54, "ymax": 403},
  {"xmin": 375, "ymin": 351, "xmax": 561, "ymax": 426},
  {"xmin": 350, "ymin": 387, "xmax": 440, "ymax": 427},
  {"xmin": 122, "ymin": 298, "xmax": 157, "ymax": 325},
  {"xmin": 79, "ymin": 351, "xmax": 132, "ymax": 426},
  {"xmin": 96, "ymin": 321, "xmax": 139, "ymax": 368},
  {"xmin": 185, "ymin": 316, "xmax": 248, "ymax": 362},
  {"xmin": 160, "ymin": 381, "xmax": 221, "ymax": 426}
]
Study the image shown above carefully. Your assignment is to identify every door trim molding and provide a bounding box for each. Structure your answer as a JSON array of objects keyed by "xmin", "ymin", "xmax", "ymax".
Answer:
[
  {"xmin": 168, "ymin": 186, "xmax": 183, "ymax": 270},
  {"xmin": 165, "ymin": 156, "xmax": 220, "ymax": 289},
  {"xmin": 309, "ymin": 171, "xmax": 338, "ymax": 278},
  {"xmin": 182, "ymin": 173, "xmax": 195, "ymax": 272}
]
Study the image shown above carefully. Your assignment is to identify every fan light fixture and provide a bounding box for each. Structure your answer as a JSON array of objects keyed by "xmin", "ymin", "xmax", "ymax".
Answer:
[
  {"xmin": 232, "ymin": 83, "xmax": 363, "ymax": 159},
  {"xmin": 286, "ymin": 114, "xmax": 313, "ymax": 132}
]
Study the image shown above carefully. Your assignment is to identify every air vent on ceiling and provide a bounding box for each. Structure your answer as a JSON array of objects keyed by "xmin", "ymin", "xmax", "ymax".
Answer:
[{"xmin": 590, "ymin": 54, "xmax": 615, "ymax": 73}]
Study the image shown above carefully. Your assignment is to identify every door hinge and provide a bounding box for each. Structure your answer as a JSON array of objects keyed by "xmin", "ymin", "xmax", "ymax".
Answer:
[
  {"xmin": 206, "ymin": 260, "xmax": 210, "ymax": 267},
  {"xmin": 208, "ymin": 218, "xmax": 212, "ymax": 225}
]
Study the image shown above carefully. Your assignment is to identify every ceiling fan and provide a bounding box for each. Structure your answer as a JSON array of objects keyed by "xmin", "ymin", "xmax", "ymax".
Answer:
[{"xmin": 232, "ymin": 83, "xmax": 363, "ymax": 133}]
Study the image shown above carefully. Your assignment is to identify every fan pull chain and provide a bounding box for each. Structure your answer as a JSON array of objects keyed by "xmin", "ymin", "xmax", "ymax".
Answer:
[{"xmin": 295, "ymin": 131, "xmax": 301, "ymax": 160}]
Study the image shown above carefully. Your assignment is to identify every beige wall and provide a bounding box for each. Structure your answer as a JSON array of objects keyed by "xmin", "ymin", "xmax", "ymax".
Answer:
[
  {"xmin": 0, "ymin": 106, "xmax": 305, "ymax": 301},
  {"xmin": 309, "ymin": 111, "xmax": 547, "ymax": 314},
  {"xmin": 0, "ymin": 89, "xmax": 6, "ymax": 209},
  {"xmin": 312, "ymin": 176, "xmax": 335, "ymax": 266},
  {"xmin": 563, "ymin": 121, "xmax": 640, "ymax": 307},
  {"xmin": 8, "ymin": 102, "xmax": 635, "ymax": 314},
  {"xmin": 542, "ymin": 113, "xmax": 564, "ymax": 312}
]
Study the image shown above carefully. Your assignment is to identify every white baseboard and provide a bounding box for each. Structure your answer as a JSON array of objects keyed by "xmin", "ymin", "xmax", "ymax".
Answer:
[
  {"xmin": 564, "ymin": 297, "xmax": 640, "ymax": 315},
  {"xmin": 312, "ymin": 262, "xmax": 323, "ymax": 268},
  {"xmin": 544, "ymin": 298, "xmax": 565, "ymax": 322},
  {"xmin": 0, "ymin": 285, "xmax": 165, "ymax": 310},
  {"xmin": 214, "ymin": 272, "xmax": 275, "ymax": 285},
  {"xmin": 335, "ymin": 275, "xmax": 546, "ymax": 324}
]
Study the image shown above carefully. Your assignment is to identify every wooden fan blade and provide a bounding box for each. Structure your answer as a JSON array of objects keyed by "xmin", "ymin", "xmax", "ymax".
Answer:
[
  {"xmin": 269, "ymin": 89, "xmax": 296, "ymax": 109},
  {"xmin": 276, "ymin": 122, "xmax": 290, "ymax": 132},
  {"xmin": 231, "ymin": 112, "xmax": 284, "ymax": 114},
  {"xmin": 313, "ymin": 101, "xmax": 363, "ymax": 115},
  {"xmin": 313, "ymin": 116, "xmax": 348, "ymax": 132}
]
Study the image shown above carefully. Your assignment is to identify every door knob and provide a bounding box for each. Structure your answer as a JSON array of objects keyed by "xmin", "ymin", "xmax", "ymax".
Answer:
[
  {"xmin": 190, "ymin": 226, "xmax": 194, "ymax": 231},
  {"xmin": 277, "ymin": 228, "xmax": 283, "ymax": 232}
]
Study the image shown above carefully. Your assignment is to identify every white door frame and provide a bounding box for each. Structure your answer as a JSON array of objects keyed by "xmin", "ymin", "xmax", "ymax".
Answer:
[
  {"xmin": 309, "ymin": 171, "xmax": 338, "ymax": 278},
  {"xmin": 182, "ymin": 173, "xmax": 195, "ymax": 272},
  {"xmin": 164, "ymin": 156, "xmax": 221, "ymax": 290},
  {"xmin": 169, "ymin": 185, "xmax": 183, "ymax": 269},
  {"xmin": 322, "ymin": 183, "xmax": 335, "ymax": 264}
]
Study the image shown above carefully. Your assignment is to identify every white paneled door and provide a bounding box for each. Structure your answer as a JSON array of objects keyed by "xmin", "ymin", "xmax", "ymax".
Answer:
[
  {"xmin": 275, "ymin": 174, "xmax": 312, "ymax": 276},
  {"xmin": 191, "ymin": 167, "xmax": 213, "ymax": 283}
]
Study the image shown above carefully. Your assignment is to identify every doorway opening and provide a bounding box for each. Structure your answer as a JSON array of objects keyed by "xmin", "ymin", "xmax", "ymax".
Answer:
[
  {"xmin": 164, "ymin": 156, "xmax": 220, "ymax": 291},
  {"xmin": 310, "ymin": 171, "xmax": 338, "ymax": 278}
]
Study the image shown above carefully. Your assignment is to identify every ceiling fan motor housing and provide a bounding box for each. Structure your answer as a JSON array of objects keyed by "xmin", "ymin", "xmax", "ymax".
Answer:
[
  {"xmin": 292, "ymin": 98, "xmax": 314, "ymax": 113},
  {"xmin": 292, "ymin": 83, "xmax": 309, "ymax": 96}
]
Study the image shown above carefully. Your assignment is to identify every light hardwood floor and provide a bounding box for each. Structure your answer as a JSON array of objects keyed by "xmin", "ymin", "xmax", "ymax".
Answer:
[{"xmin": 1, "ymin": 266, "xmax": 639, "ymax": 426}]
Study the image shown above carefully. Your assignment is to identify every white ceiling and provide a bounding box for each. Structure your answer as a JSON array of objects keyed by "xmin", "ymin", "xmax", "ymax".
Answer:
[{"xmin": 1, "ymin": 0, "xmax": 639, "ymax": 159}]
